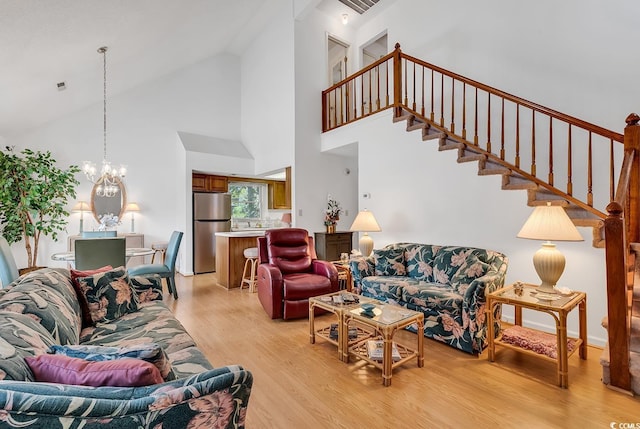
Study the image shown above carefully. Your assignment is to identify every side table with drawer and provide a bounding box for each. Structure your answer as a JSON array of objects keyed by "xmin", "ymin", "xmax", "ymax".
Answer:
[{"xmin": 314, "ymin": 231, "xmax": 353, "ymax": 261}]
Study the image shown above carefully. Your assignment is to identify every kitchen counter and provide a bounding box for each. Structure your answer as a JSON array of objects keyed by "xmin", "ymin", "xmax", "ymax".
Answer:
[
  {"xmin": 216, "ymin": 231, "xmax": 267, "ymax": 238},
  {"xmin": 215, "ymin": 232, "xmax": 264, "ymax": 289}
]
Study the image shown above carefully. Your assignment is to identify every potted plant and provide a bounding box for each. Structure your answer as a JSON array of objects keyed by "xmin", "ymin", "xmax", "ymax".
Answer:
[
  {"xmin": 324, "ymin": 195, "xmax": 342, "ymax": 233},
  {"xmin": 0, "ymin": 146, "xmax": 80, "ymax": 271}
]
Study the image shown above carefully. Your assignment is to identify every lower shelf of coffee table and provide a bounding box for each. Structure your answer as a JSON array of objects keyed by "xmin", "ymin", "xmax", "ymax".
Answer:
[
  {"xmin": 316, "ymin": 324, "xmax": 373, "ymax": 345},
  {"xmin": 349, "ymin": 337, "xmax": 418, "ymax": 369}
]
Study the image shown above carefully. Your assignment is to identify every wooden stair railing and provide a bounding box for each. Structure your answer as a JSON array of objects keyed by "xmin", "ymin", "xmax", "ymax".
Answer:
[
  {"xmin": 322, "ymin": 43, "xmax": 640, "ymax": 392},
  {"xmin": 604, "ymin": 115, "xmax": 640, "ymax": 392}
]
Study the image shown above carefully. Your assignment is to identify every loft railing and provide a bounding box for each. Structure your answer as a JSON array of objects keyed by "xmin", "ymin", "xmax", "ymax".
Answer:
[
  {"xmin": 323, "ymin": 43, "xmax": 624, "ymax": 217},
  {"xmin": 322, "ymin": 43, "xmax": 639, "ymax": 392},
  {"xmin": 322, "ymin": 51, "xmax": 395, "ymax": 131}
]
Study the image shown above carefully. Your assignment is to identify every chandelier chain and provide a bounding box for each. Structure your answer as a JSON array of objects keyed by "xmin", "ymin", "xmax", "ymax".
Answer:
[
  {"xmin": 102, "ymin": 46, "xmax": 107, "ymax": 162},
  {"xmin": 81, "ymin": 46, "xmax": 126, "ymax": 198}
]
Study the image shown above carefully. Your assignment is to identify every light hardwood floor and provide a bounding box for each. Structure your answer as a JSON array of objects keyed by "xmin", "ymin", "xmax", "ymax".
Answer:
[{"xmin": 167, "ymin": 273, "xmax": 639, "ymax": 428}]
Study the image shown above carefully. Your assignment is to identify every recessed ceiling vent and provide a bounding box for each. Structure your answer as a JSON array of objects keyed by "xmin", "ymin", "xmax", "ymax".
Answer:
[{"xmin": 338, "ymin": 0, "xmax": 380, "ymax": 14}]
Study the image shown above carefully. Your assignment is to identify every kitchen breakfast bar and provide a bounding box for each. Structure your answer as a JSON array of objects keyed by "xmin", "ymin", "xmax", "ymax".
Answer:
[{"xmin": 215, "ymin": 231, "xmax": 265, "ymax": 289}]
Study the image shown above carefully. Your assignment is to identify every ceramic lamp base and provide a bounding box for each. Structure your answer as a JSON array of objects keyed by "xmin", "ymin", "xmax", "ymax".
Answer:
[{"xmin": 533, "ymin": 242, "xmax": 565, "ymax": 294}]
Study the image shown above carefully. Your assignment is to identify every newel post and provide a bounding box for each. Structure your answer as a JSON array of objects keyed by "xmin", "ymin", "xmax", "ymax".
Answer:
[
  {"xmin": 393, "ymin": 43, "xmax": 403, "ymax": 118},
  {"xmin": 604, "ymin": 200, "xmax": 631, "ymax": 391}
]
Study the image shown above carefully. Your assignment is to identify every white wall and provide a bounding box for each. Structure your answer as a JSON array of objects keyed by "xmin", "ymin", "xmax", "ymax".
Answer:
[
  {"xmin": 10, "ymin": 53, "xmax": 243, "ymax": 274},
  {"xmin": 293, "ymin": 7, "xmax": 359, "ymax": 235},
  {"xmin": 241, "ymin": 1, "xmax": 296, "ymax": 176}
]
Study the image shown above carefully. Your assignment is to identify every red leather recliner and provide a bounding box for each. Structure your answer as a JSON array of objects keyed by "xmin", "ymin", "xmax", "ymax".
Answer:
[{"xmin": 257, "ymin": 228, "xmax": 339, "ymax": 320}]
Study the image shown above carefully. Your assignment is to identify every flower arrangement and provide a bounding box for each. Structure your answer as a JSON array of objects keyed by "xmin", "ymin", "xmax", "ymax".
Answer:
[
  {"xmin": 98, "ymin": 213, "xmax": 121, "ymax": 231},
  {"xmin": 324, "ymin": 195, "xmax": 342, "ymax": 226}
]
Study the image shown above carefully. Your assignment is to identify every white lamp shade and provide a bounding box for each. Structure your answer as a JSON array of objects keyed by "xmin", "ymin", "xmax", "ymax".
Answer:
[
  {"xmin": 517, "ymin": 203, "xmax": 583, "ymax": 241},
  {"xmin": 72, "ymin": 201, "xmax": 90, "ymax": 212},
  {"xmin": 517, "ymin": 202, "xmax": 582, "ymax": 293},
  {"xmin": 125, "ymin": 202, "xmax": 141, "ymax": 212},
  {"xmin": 349, "ymin": 210, "xmax": 381, "ymax": 232},
  {"xmin": 350, "ymin": 210, "xmax": 381, "ymax": 256}
]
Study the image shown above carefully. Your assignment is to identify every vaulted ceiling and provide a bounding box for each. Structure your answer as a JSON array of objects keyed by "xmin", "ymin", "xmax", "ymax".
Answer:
[
  {"xmin": 0, "ymin": 0, "xmax": 384, "ymax": 141},
  {"xmin": 0, "ymin": 0, "xmax": 287, "ymax": 139}
]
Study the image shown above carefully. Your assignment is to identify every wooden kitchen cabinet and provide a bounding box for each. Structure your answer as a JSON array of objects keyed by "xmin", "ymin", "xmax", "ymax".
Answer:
[
  {"xmin": 268, "ymin": 181, "xmax": 288, "ymax": 209},
  {"xmin": 192, "ymin": 173, "xmax": 228, "ymax": 193},
  {"xmin": 267, "ymin": 167, "xmax": 291, "ymax": 209},
  {"xmin": 314, "ymin": 231, "xmax": 353, "ymax": 261}
]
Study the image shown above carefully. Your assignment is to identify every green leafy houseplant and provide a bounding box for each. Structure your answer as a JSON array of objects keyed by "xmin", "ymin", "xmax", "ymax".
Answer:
[{"xmin": 0, "ymin": 146, "xmax": 80, "ymax": 269}]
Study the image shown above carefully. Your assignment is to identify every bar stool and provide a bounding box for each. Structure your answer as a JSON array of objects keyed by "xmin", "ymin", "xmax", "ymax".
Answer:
[
  {"xmin": 241, "ymin": 247, "xmax": 259, "ymax": 292},
  {"xmin": 151, "ymin": 241, "xmax": 168, "ymax": 264}
]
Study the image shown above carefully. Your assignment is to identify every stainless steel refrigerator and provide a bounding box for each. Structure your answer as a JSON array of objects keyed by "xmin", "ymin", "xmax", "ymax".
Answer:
[{"xmin": 193, "ymin": 193, "xmax": 231, "ymax": 273}]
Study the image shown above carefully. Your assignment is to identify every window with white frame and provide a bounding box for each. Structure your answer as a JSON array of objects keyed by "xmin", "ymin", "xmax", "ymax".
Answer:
[{"xmin": 229, "ymin": 182, "xmax": 267, "ymax": 222}]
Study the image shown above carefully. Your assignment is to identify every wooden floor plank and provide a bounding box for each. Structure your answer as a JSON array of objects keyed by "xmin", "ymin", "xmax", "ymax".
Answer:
[{"xmin": 168, "ymin": 273, "xmax": 639, "ymax": 428}]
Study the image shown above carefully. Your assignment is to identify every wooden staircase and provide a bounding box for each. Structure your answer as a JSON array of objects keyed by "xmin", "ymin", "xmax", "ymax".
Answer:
[
  {"xmin": 392, "ymin": 110, "xmax": 607, "ymax": 247},
  {"xmin": 322, "ymin": 43, "xmax": 640, "ymax": 394}
]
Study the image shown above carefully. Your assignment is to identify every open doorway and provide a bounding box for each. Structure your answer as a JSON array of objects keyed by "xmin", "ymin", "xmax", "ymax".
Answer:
[
  {"xmin": 360, "ymin": 33, "xmax": 388, "ymax": 114},
  {"xmin": 362, "ymin": 33, "xmax": 387, "ymax": 68},
  {"xmin": 327, "ymin": 36, "xmax": 350, "ymax": 128},
  {"xmin": 328, "ymin": 36, "xmax": 349, "ymax": 86}
]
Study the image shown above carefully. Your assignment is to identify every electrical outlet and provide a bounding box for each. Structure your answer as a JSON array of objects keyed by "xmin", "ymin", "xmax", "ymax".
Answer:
[{"xmin": 298, "ymin": 209, "xmax": 303, "ymax": 216}]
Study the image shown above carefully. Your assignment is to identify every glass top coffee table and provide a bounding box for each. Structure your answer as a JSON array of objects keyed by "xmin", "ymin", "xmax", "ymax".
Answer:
[
  {"xmin": 343, "ymin": 302, "xmax": 424, "ymax": 386},
  {"xmin": 309, "ymin": 291, "xmax": 377, "ymax": 362}
]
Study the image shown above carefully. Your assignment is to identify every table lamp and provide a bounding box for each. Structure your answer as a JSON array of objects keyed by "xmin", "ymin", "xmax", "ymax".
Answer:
[
  {"xmin": 350, "ymin": 209, "xmax": 381, "ymax": 257},
  {"xmin": 72, "ymin": 201, "xmax": 91, "ymax": 233},
  {"xmin": 281, "ymin": 212, "xmax": 292, "ymax": 227},
  {"xmin": 517, "ymin": 202, "xmax": 583, "ymax": 294},
  {"xmin": 125, "ymin": 202, "xmax": 141, "ymax": 233}
]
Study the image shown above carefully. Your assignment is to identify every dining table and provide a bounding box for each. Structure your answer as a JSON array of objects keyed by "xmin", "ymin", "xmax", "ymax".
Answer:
[{"xmin": 51, "ymin": 247, "xmax": 155, "ymax": 266}]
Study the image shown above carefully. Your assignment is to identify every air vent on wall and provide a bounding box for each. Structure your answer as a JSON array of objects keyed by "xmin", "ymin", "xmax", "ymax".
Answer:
[{"xmin": 338, "ymin": 0, "xmax": 380, "ymax": 15}]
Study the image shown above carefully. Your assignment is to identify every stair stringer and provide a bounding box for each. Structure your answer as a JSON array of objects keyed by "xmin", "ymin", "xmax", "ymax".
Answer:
[{"xmin": 394, "ymin": 107, "xmax": 606, "ymax": 248}]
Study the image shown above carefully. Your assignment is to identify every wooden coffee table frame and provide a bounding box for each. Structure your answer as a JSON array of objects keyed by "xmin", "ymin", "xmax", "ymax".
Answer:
[
  {"xmin": 344, "ymin": 305, "xmax": 424, "ymax": 386},
  {"xmin": 309, "ymin": 292, "xmax": 375, "ymax": 362}
]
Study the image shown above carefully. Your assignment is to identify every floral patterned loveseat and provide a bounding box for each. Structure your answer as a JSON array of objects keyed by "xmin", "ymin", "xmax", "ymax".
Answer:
[
  {"xmin": 0, "ymin": 267, "xmax": 252, "ymax": 428},
  {"xmin": 350, "ymin": 243, "xmax": 508, "ymax": 354}
]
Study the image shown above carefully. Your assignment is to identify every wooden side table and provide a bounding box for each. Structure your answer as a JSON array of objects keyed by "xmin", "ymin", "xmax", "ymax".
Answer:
[
  {"xmin": 314, "ymin": 232, "xmax": 353, "ymax": 261},
  {"xmin": 487, "ymin": 283, "xmax": 587, "ymax": 388},
  {"xmin": 331, "ymin": 261, "xmax": 353, "ymax": 291}
]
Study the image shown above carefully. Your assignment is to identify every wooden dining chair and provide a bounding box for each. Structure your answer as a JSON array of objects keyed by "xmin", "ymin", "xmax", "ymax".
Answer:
[{"xmin": 74, "ymin": 237, "xmax": 126, "ymax": 270}]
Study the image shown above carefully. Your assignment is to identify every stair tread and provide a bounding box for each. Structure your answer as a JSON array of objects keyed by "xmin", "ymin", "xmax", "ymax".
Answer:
[{"xmin": 424, "ymin": 132, "xmax": 447, "ymax": 141}]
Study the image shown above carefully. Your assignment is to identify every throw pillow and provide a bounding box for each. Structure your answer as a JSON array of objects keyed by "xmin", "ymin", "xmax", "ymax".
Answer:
[
  {"xmin": 49, "ymin": 343, "xmax": 176, "ymax": 381},
  {"xmin": 25, "ymin": 354, "xmax": 163, "ymax": 387},
  {"xmin": 374, "ymin": 248, "xmax": 406, "ymax": 276},
  {"xmin": 77, "ymin": 267, "xmax": 138, "ymax": 324},
  {"xmin": 70, "ymin": 265, "xmax": 113, "ymax": 328},
  {"xmin": 129, "ymin": 274, "xmax": 163, "ymax": 303}
]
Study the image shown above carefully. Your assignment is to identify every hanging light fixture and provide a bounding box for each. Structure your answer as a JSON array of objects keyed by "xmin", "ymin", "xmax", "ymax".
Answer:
[{"xmin": 82, "ymin": 46, "xmax": 126, "ymax": 197}]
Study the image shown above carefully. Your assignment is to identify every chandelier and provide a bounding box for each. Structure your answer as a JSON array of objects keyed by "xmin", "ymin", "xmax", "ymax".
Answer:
[{"xmin": 82, "ymin": 46, "xmax": 126, "ymax": 197}]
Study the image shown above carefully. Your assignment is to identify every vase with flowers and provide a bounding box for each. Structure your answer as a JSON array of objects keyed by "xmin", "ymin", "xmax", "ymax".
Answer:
[
  {"xmin": 98, "ymin": 213, "xmax": 121, "ymax": 231},
  {"xmin": 324, "ymin": 195, "xmax": 342, "ymax": 233}
]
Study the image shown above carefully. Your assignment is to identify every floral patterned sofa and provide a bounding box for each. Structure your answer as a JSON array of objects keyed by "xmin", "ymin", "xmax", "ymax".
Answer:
[
  {"xmin": 0, "ymin": 267, "xmax": 252, "ymax": 428},
  {"xmin": 350, "ymin": 243, "xmax": 508, "ymax": 354}
]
